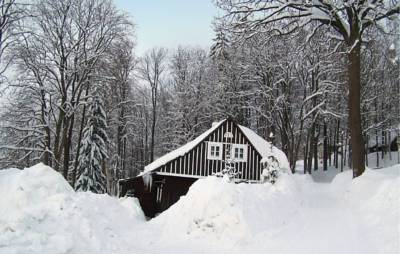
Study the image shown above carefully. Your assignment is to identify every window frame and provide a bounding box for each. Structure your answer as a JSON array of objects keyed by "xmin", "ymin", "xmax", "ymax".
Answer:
[
  {"xmin": 207, "ymin": 142, "xmax": 223, "ymax": 160},
  {"xmin": 231, "ymin": 144, "xmax": 248, "ymax": 162}
]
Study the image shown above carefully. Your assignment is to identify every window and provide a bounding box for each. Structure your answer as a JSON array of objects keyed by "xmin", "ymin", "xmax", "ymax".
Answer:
[
  {"xmin": 232, "ymin": 144, "xmax": 247, "ymax": 162},
  {"xmin": 207, "ymin": 142, "xmax": 223, "ymax": 160}
]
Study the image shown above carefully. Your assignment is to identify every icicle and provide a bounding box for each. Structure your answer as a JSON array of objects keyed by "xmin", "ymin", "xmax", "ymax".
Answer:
[{"xmin": 142, "ymin": 173, "xmax": 153, "ymax": 190}]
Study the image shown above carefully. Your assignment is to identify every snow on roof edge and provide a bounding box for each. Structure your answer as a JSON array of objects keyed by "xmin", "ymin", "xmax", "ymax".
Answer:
[
  {"xmin": 238, "ymin": 125, "xmax": 290, "ymax": 170},
  {"xmin": 140, "ymin": 119, "xmax": 227, "ymax": 176}
]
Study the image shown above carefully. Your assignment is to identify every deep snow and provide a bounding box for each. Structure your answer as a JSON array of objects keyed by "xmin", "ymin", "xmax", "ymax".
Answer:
[
  {"xmin": 0, "ymin": 164, "xmax": 146, "ymax": 254},
  {"xmin": 0, "ymin": 162, "xmax": 399, "ymax": 254}
]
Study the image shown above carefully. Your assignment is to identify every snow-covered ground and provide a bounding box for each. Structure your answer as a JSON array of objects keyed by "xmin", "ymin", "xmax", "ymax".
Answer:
[
  {"xmin": 296, "ymin": 151, "xmax": 400, "ymax": 182},
  {"xmin": 0, "ymin": 162, "xmax": 399, "ymax": 254}
]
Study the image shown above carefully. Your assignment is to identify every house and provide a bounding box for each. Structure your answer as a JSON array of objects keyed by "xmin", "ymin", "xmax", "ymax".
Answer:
[
  {"xmin": 119, "ymin": 118, "xmax": 289, "ymax": 217},
  {"xmin": 368, "ymin": 130, "xmax": 399, "ymax": 153}
]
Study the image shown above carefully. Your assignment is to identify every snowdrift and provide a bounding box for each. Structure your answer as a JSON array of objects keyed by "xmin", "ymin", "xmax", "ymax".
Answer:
[
  {"xmin": 153, "ymin": 174, "xmax": 301, "ymax": 241},
  {"xmin": 0, "ymin": 164, "xmax": 145, "ymax": 254},
  {"xmin": 154, "ymin": 166, "xmax": 400, "ymax": 254}
]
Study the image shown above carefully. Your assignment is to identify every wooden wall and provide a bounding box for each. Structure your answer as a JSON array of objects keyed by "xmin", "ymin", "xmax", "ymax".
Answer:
[
  {"xmin": 119, "ymin": 175, "xmax": 197, "ymax": 217},
  {"xmin": 119, "ymin": 177, "xmax": 157, "ymax": 217},
  {"xmin": 156, "ymin": 119, "xmax": 263, "ymax": 181}
]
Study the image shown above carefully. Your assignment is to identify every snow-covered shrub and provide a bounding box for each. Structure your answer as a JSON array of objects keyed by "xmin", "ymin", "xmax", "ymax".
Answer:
[
  {"xmin": 214, "ymin": 158, "xmax": 241, "ymax": 181},
  {"xmin": 261, "ymin": 155, "xmax": 280, "ymax": 184}
]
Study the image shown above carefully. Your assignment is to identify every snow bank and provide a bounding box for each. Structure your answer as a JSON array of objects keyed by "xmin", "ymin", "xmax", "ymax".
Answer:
[
  {"xmin": 153, "ymin": 174, "xmax": 302, "ymax": 243},
  {"xmin": 331, "ymin": 166, "xmax": 400, "ymax": 254},
  {"xmin": 0, "ymin": 163, "xmax": 145, "ymax": 254},
  {"xmin": 154, "ymin": 165, "xmax": 399, "ymax": 254}
]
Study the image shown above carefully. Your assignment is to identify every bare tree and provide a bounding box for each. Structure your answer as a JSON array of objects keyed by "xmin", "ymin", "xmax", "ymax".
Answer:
[
  {"xmin": 0, "ymin": 0, "xmax": 25, "ymax": 77},
  {"xmin": 100, "ymin": 37, "xmax": 137, "ymax": 193},
  {"xmin": 2, "ymin": 0, "xmax": 132, "ymax": 180},
  {"xmin": 215, "ymin": 0, "xmax": 399, "ymax": 177},
  {"xmin": 138, "ymin": 47, "xmax": 167, "ymax": 163}
]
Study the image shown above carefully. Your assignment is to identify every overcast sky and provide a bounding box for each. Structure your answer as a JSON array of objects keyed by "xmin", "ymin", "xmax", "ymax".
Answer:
[{"xmin": 114, "ymin": 0, "xmax": 218, "ymax": 56}]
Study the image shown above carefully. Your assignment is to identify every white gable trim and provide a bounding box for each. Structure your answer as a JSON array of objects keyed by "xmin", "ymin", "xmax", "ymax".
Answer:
[{"xmin": 156, "ymin": 172, "xmax": 205, "ymax": 179}]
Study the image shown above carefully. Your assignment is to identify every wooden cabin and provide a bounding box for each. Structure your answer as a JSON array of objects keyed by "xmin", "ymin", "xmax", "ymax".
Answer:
[{"xmin": 119, "ymin": 118, "xmax": 288, "ymax": 217}]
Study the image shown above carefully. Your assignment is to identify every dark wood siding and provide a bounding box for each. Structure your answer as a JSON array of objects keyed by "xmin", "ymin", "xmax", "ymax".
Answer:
[
  {"xmin": 119, "ymin": 175, "xmax": 197, "ymax": 218},
  {"xmin": 155, "ymin": 119, "xmax": 263, "ymax": 181}
]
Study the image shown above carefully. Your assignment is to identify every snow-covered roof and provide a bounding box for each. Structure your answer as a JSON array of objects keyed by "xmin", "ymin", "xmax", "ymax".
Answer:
[
  {"xmin": 141, "ymin": 119, "xmax": 290, "ymax": 175},
  {"xmin": 141, "ymin": 119, "xmax": 226, "ymax": 175},
  {"xmin": 238, "ymin": 125, "xmax": 290, "ymax": 170}
]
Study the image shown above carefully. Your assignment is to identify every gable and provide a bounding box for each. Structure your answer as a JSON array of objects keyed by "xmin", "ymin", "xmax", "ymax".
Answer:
[
  {"xmin": 141, "ymin": 119, "xmax": 227, "ymax": 175},
  {"xmin": 142, "ymin": 119, "xmax": 269, "ymax": 181}
]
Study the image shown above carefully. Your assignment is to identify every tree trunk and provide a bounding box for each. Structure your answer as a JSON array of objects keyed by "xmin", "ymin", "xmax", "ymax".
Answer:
[
  {"xmin": 334, "ymin": 119, "xmax": 340, "ymax": 168},
  {"xmin": 365, "ymin": 135, "xmax": 369, "ymax": 167},
  {"xmin": 344, "ymin": 130, "xmax": 348, "ymax": 167},
  {"xmin": 40, "ymin": 88, "xmax": 51, "ymax": 166},
  {"xmin": 328, "ymin": 135, "xmax": 331, "ymax": 167},
  {"xmin": 150, "ymin": 107, "xmax": 156, "ymax": 162},
  {"xmin": 307, "ymin": 127, "xmax": 313, "ymax": 174},
  {"xmin": 388, "ymin": 131, "xmax": 392, "ymax": 160},
  {"xmin": 313, "ymin": 125, "xmax": 319, "ymax": 171},
  {"xmin": 323, "ymin": 121, "xmax": 328, "ymax": 171},
  {"xmin": 62, "ymin": 115, "xmax": 73, "ymax": 179},
  {"xmin": 53, "ymin": 101, "xmax": 66, "ymax": 170},
  {"xmin": 348, "ymin": 40, "xmax": 365, "ymax": 177},
  {"xmin": 304, "ymin": 142, "xmax": 308, "ymax": 174},
  {"xmin": 381, "ymin": 129, "xmax": 385, "ymax": 159},
  {"xmin": 340, "ymin": 131, "xmax": 344, "ymax": 172}
]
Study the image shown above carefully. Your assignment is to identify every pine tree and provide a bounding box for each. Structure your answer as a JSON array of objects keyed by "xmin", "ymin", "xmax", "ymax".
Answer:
[
  {"xmin": 75, "ymin": 88, "xmax": 109, "ymax": 193},
  {"xmin": 210, "ymin": 27, "xmax": 229, "ymax": 63}
]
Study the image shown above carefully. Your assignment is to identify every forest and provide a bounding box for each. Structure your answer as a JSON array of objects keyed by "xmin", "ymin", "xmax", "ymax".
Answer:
[{"xmin": 0, "ymin": 0, "xmax": 398, "ymax": 194}]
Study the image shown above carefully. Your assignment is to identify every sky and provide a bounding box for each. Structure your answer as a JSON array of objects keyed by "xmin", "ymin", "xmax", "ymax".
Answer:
[{"xmin": 114, "ymin": 1, "xmax": 218, "ymax": 56}]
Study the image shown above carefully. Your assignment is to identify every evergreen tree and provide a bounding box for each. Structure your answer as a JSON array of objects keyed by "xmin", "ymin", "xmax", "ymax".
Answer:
[
  {"xmin": 210, "ymin": 26, "xmax": 229, "ymax": 63},
  {"xmin": 75, "ymin": 89, "xmax": 109, "ymax": 193}
]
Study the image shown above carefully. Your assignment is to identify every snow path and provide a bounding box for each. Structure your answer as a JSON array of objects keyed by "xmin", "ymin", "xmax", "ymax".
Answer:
[{"xmin": 224, "ymin": 181, "xmax": 370, "ymax": 254}]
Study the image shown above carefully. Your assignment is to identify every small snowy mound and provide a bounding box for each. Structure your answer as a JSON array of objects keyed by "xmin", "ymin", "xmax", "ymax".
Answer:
[
  {"xmin": 0, "ymin": 163, "xmax": 145, "ymax": 254},
  {"xmin": 153, "ymin": 174, "xmax": 301, "ymax": 242}
]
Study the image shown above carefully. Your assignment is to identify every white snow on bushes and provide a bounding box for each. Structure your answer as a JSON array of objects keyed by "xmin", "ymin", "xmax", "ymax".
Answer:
[{"xmin": 0, "ymin": 163, "xmax": 399, "ymax": 254}]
